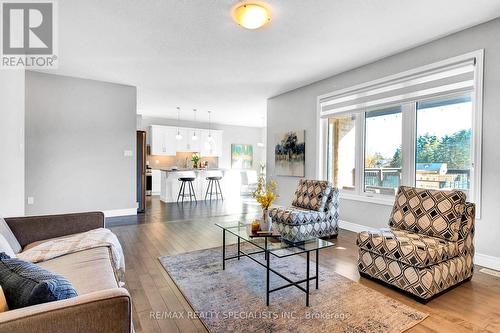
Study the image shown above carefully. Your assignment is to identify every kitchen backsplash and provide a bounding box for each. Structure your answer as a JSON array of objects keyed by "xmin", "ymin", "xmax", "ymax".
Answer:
[{"xmin": 147, "ymin": 152, "xmax": 218, "ymax": 170}]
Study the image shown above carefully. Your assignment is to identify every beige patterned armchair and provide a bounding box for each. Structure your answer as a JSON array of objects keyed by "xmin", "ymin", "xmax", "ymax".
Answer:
[{"xmin": 357, "ymin": 186, "xmax": 475, "ymax": 302}]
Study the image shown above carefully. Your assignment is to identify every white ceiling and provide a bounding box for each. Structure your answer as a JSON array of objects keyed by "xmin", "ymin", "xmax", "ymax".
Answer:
[{"xmin": 49, "ymin": 0, "xmax": 500, "ymax": 127}]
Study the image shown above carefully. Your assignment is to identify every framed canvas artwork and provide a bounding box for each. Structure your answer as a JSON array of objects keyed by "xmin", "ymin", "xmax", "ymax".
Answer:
[
  {"xmin": 231, "ymin": 144, "xmax": 253, "ymax": 169},
  {"xmin": 274, "ymin": 130, "xmax": 305, "ymax": 177}
]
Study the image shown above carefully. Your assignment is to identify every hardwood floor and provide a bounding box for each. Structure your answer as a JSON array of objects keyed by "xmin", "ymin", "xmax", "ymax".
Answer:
[{"xmin": 109, "ymin": 197, "xmax": 500, "ymax": 333}]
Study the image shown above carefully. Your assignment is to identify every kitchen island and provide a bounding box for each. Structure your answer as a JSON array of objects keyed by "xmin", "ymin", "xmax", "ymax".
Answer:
[{"xmin": 160, "ymin": 168, "xmax": 232, "ymax": 202}]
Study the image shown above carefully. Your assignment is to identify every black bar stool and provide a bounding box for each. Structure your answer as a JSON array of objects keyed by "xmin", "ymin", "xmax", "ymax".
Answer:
[
  {"xmin": 177, "ymin": 177, "xmax": 197, "ymax": 203},
  {"xmin": 205, "ymin": 175, "xmax": 223, "ymax": 201}
]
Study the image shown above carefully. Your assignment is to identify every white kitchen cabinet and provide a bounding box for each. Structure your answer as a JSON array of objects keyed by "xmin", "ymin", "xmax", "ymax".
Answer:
[
  {"xmin": 175, "ymin": 128, "xmax": 200, "ymax": 152},
  {"xmin": 163, "ymin": 127, "xmax": 178, "ymax": 155},
  {"xmin": 174, "ymin": 128, "xmax": 188, "ymax": 152},
  {"xmin": 151, "ymin": 169, "xmax": 161, "ymax": 194},
  {"xmin": 149, "ymin": 126, "xmax": 176, "ymax": 156},
  {"xmin": 200, "ymin": 129, "xmax": 223, "ymax": 157},
  {"xmin": 149, "ymin": 126, "xmax": 164, "ymax": 155},
  {"xmin": 150, "ymin": 125, "xmax": 222, "ymax": 155},
  {"xmin": 187, "ymin": 128, "xmax": 201, "ymax": 152}
]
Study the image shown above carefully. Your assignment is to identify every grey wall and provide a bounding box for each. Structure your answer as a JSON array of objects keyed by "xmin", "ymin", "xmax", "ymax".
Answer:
[
  {"xmin": 140, "ymin": 116, "xmax": 266, "ymax": 170},
  {"xmin": 25, "ymin": 71, "xmax": 137, "ymax": 215},
  {"xmin": 0, "ymin": 70, "xmax": 25, "ymax": 217},
  {"xmin": 267, "ymin": 18, "xmax": 500, "ymax": 261}
]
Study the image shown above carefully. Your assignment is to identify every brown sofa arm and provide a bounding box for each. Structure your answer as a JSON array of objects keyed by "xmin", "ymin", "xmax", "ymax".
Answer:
[
  {"xmin": 0, "ymin": 288, "xmax": 131, "ymax": 333},
  {"xmin": 5, "ymin": 212, "xmax": 105, "ymax": 248}
]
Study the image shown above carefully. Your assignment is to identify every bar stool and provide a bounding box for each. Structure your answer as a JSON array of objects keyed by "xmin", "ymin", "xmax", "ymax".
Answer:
[
  {"xmin": 177, "ymin": 172, "xmax": 197, "ymax": 203},
  {"xmin": 205, "ymin": 171, "xmax": 224, "ymax": 201}
]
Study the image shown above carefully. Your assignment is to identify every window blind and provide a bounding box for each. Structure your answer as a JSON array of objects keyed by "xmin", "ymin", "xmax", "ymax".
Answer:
[{"xmin": 319, "ymin": 57, "xmax": 477, "ymax": 118}]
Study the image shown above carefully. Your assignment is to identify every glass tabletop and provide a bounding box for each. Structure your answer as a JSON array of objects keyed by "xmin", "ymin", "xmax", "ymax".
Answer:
[{"xmin": 215, "ymin": 221, "xmax": 335, "ymax": 258}]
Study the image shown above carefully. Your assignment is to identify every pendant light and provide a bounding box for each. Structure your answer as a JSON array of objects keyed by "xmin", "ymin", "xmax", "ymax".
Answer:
[
  {"xmin": 205, "ymin": 110, "xmax": 213, "ymax": 151},
  {"xmin": 207, "ymin": 110, "xmax": 213, "ymax": 142},
  {"xmin": 192, "ymin": 109, "xmax": 198, "ymax": 140},
  {"xmin": 175, "ymin": 106, "xmax": 183, "ymax": 140}
]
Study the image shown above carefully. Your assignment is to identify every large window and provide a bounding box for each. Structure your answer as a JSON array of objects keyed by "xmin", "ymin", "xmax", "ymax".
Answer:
[
  {"xmin": 320, "ymin": 51, "xmax": 482, "ymax": 214},
  {"xmin": 364, "ymin": 107, "xmax": 402, "ymax": 195},
  {"xmin": 325, "ymin": 92, "xmax": 477, "ymax": 202},
  {"xmin": 416, "ymin": 94, "xmax": 472, "ymax": 192}
]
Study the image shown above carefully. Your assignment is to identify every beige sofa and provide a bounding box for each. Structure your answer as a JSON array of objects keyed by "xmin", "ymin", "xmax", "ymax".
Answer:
[{"xmin": 0, "ymin": 212, "xmax": 132, "ymax": 333}]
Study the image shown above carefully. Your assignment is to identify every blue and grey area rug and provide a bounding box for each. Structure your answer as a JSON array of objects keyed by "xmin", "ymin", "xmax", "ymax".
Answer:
[{"xmin": 159, "ymin": 245, "xmax": 427, "ymax": 333}]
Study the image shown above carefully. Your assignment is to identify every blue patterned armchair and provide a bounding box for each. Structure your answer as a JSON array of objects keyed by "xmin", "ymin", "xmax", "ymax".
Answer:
[{"xmin": 270, "ymin": 179, "xmax": 339, "ymax": 242}]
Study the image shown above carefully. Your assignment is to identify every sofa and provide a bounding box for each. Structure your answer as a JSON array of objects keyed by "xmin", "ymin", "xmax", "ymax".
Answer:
[
  {"xmin": 270, "ymin": 179, "xmax": 339, "ymax": 242},
  {"xmin": 357, "ymin": 186, "xmax": 475, "ymax": 302},
  {"xmin": 0, "ymin": 212, "xmax": 132, "ymax": 333}
]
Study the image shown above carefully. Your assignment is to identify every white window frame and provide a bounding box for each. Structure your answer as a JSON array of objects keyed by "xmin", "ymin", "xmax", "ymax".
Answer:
[{"xmin": 316, "ymin": 50, "xmax": 483, "ymax": 217}]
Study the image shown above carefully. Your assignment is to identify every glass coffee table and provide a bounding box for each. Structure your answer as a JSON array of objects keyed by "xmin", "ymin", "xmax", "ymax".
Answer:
[{"xmin": 215, "ymin": 221, "xmax": 335, "ymax": 306}]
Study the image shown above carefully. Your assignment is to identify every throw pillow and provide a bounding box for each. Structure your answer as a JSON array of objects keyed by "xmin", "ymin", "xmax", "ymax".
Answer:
[
  {"xmin": 0, "ymin": 235, "xmax": 15, "ymax": 258},
  {"xmin": 0, "ymin": 286, "xmax": 8, "ymax": 312},
  {"xmin": 0, "ymin": 253, "xmax": 78, "ymax": 309},
  {"xmin": 0, "ymin": 217, "xmax": 21, "ymax": 254}
]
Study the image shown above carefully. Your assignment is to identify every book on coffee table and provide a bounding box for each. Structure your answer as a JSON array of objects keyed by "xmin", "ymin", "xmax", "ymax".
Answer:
[{"xmin": 248, "ymin": 229, "xmax": 280, "ymax": 238}]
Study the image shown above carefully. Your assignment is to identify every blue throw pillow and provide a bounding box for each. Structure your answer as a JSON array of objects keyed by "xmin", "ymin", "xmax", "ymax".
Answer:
[{"xmin": 0, "ymin": 252, "xmax": 78, "ymax": 309}]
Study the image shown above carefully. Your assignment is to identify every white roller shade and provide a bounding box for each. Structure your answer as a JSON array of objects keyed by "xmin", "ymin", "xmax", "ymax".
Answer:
[{"xmin": 319, "ymin": 57, "xmax": 477, "ymax": 118}]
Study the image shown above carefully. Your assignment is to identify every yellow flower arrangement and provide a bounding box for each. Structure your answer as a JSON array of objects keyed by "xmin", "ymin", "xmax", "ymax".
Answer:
[{"xmin": 253, "ymin": 176, "xmax": 278, "ymax": 210}]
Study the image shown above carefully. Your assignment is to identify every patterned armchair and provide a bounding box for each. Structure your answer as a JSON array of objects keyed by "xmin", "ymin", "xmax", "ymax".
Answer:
[
  {"xmin": 270, "ymin": 179, "xmax": 339, "ymax": 243},
  {"xmin": 357, "ymin": 186, "xmax": 475, "ymax": 302}
]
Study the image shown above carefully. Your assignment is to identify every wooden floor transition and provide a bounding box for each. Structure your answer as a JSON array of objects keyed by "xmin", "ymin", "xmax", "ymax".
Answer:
[{"xmin": 109, "ymin": 197, "xmax": 500, "ymax": 333}]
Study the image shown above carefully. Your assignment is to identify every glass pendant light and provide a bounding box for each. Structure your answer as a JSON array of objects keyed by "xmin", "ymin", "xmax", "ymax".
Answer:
[
  {"xmin": 207, "ymin": 110, "xmax": 214, "ymax": 142},
  {"xmin": 192, "ymin": 109, "xmax": 198, "ymax": 140},
  {"xmin": 175, "ymin": 106, "xmax": 183, "ymax": 140},
  {"xmin": 204, "ymin": 110, "xmax": 213, "ymax": 150}
]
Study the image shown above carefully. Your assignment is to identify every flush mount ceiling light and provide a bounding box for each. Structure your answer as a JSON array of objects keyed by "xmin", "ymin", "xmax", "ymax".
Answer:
[{"xmin": 232, "ymin": 3, "xmax": 271, "ymax": 30}]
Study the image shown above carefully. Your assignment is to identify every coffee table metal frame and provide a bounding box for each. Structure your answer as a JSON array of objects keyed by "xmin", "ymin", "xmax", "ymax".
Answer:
[{"xmin": 216, "ymin": 223, "xmax": 334, "ymax": 306}]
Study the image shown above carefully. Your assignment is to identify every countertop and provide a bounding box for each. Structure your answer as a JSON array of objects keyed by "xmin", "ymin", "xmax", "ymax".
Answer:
[{"xmin": 159, "ymin": 168, "xmax": 227, "ymax": 172}]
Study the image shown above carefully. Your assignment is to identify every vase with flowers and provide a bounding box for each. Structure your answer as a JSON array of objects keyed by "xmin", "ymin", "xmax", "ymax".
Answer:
[{"xmin": 252, "ymin": 176, "xmax": 278, "ymax": 231}]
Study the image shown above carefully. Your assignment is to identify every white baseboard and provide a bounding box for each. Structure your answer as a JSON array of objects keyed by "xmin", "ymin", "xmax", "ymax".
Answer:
[
  {"xmin": 338, "ymin": 220, "xmax": 378, "ymax": 233},
  {"xmin": 338, "ymin": 219, "xmax": 500, "ymax": 273},
  {"xmin": 103, "ymin": 208, "xmax": 137, "ymax": 217},
  {"xmin": 475, "ymin": 253, "xmax": 500, "ymax": 272}
]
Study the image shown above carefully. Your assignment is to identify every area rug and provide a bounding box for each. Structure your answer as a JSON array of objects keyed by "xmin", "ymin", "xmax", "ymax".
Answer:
[{"xmin": 159, "ymin": 245, "xmax": 428, "ymax": 333}]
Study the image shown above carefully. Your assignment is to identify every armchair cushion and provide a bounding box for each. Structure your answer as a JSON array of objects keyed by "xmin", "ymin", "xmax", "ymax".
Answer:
[
  {"xmin": 357, "ymin": 228, "xmax": 459, "ymax": 268},
  {"xmin": 291, "ymin": 180, "xmax": 331, "ymax": 211},
  {"xmin": 358, "ymin": 249, "xmax": 472, "ymax": 300},
  {"xmin": 389, "ymin": 186, "xmax": 466, "ymax": 242},
  {"xmin": 270, "ymin": 207, "xmax": 327, "ymax": 225}
]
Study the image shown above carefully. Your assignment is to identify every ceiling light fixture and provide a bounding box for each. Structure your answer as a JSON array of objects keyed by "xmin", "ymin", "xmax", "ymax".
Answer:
[
  {"xmin": 175, "ymin": 106, "xmax": 183, "ymax": 140},
  {"xmin": 205, "ymin": 110, "xmax": 214, "ymax": 151},
  {"xmin": 233, "ymin": 3, "xmax": 271, "ymax": 30},
  {"xmin": 207, "ymin": 110, "xmax": 213, "ymax": 142},
  {"xmin": 192, "ymin": 109, "xmax": 198, "ymax": 141}
]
